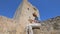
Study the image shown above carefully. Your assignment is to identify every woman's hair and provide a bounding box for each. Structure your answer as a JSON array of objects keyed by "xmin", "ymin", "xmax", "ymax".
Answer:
[{"xmin": 33, "ymin": 12, "xmax": 37, "ymax": 17}]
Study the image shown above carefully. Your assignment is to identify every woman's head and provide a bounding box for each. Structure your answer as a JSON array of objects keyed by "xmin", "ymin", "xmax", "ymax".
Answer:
[{"xmin": 33, "ymin": 12, "xmax": 38, "ymax": 17}]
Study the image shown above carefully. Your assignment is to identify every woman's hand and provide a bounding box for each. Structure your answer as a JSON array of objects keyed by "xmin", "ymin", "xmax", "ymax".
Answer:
[{"xmin": 28, "ymin": 19, "xmax": 33, "ymax": 23}]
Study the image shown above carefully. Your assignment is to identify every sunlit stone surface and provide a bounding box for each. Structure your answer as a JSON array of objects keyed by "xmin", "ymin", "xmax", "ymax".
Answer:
[{"xmin": 0, "ymin": 0, "xmax": 60, "ymax": 34}]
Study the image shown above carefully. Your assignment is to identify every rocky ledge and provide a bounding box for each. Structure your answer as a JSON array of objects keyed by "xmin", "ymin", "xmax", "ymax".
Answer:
[{"xmin": 33, "ymin": 16, "xmax": 60, "ymax": 34}]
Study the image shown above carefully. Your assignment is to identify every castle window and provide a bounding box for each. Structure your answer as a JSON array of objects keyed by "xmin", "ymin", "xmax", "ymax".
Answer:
[{"xmin": 27, "ymin": 8, "xmax": 29, "ymax": 10}]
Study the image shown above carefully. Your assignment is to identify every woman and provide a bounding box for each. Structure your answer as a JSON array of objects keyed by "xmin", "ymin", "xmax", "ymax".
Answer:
[{"xmin": 28, "ymin": 12, "xmax": 40, "ymax": 23}]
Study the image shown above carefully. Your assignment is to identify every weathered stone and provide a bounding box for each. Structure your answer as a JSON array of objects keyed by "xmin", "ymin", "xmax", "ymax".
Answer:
[{"xmin": 0, "ymin": 0, "xmax": 60, "ymax": 34}]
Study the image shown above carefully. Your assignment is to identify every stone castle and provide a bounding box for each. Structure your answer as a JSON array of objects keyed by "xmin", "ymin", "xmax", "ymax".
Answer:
[{"xmin": 0, "ymin": 0, "xmax": 60, "ymax": 34}]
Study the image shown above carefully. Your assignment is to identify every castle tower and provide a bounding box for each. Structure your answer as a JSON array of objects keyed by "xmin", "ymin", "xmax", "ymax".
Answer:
[
  {"xmin": 14, "ymin": 0, "xmax": 40, "ymax": 21},
  {"xmin": 14, "ymin": 0, "xmax": 40, "ymax": 34}
]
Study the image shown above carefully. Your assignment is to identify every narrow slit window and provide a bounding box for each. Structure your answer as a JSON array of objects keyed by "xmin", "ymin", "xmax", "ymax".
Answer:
[{"xmin": 27, "ymin": 8, "xmax": 29, "ymax": 10}]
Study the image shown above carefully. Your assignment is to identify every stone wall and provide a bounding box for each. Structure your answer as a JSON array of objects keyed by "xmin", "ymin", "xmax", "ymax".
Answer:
[
  {"xmin": 33, "ymin": 16, "xmax": 60, "ymax": 34},
  {"xmin": 0, "ymin": 16, "xmax": 17, "ymax": 34},
  {"xmin": 0, "ymin": 16, "xmax": 60, "ymax": 34}
]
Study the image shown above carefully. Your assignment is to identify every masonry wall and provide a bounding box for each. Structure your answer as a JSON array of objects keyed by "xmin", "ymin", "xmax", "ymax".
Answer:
[
  {"xmin": 15, "ymin": 0, "xmax": 40, "ymax": 34},
  {"xmin": 33, "ymin": 16, "xmax": 60, "ymax": 34}
]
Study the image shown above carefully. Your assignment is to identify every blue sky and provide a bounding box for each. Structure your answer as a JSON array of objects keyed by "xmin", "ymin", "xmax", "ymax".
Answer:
[{"xmin": 0, "ymin": 0, "xmax": 60, "ymax": 21}]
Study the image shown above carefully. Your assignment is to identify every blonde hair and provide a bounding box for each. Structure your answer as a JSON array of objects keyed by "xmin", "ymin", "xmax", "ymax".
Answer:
[{"xmin": 33, "ymin": 12, "xmax": 38, "ymax": 17}]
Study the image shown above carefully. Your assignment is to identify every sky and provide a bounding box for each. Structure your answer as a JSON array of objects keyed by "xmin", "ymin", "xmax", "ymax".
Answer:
[{"xmin": 0, "ymin": 0, "xmax": 60, "ymax": 21}]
